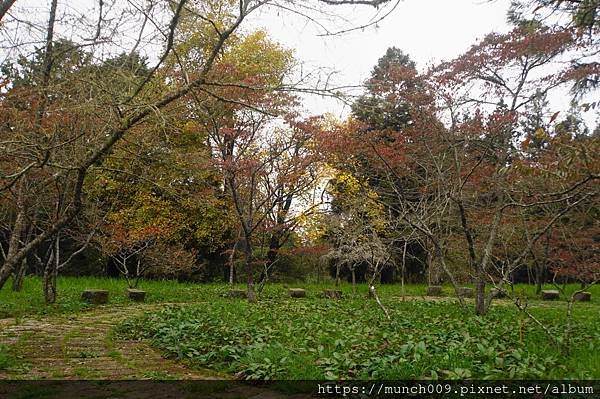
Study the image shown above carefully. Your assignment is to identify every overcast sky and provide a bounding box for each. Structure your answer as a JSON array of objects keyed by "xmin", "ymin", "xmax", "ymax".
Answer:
[
  {"xmin": 249, "ymin": 0, "xmax": 513, "ymax": 117},
  {"xmin": 7, "ymin": 0, "xmax": 594, "ymax": 125}
]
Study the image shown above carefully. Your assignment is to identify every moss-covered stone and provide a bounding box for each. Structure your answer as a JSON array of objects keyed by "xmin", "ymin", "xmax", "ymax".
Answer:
[
  {"xmin": 81, "ymin": 290, "xmax": 109, "ymax": 305},
  {"xmin": 573, "ymin": 292, "xmax": 591, "ymax": 302},
  {"xmin": 288, "ymin": 288, "xmax": 306, "ymax": 298},
  {"xmin": 126, "ymin": 289, "xmax": 146, "ymax": 302},
  {"xmin": 541, "ymin": 290, "xmax": 560, "ymax": 300}
]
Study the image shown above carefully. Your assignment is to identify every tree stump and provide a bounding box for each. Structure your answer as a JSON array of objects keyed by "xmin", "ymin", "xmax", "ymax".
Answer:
[
  {"xmin": 321, "ymin": 289, "xmax": 343, "ymax": 299},
  {"xmin": 126, "ymin": 289, "xmax": 146, "ymax": 302},
  {"xmin": 289, "ymin": 288, "xmax": 306, "ymax": 298},
  {"xmin": 227, "ymin": 289, "xmax": 247, "ymax": 298},
  {"xmin": 426, "ymin": 286, "xmax": 443, "ymax": 296},
  {"xmin": 81, "ymin": 289, "xmax": 109, "ymax": 304},
  {"xmin": 457, "ymin": 287, "xmax": 474, "ymax": 298},
  {"xmin": 491, "ymin": 288, "xmax": 507, "ymax": 298},
  {"xmin": 541, "ymin": 290, "xmax": 560, "ymax": 300},
  {"xmin": 573, "ymin": 292, "xmax": 591, "ymax": 302}
]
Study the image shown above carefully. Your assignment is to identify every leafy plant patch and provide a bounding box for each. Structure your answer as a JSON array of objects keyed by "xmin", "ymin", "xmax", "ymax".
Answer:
[{"xmin": 116, "ymin": 297, "xmax": 600, "ymax": 379}]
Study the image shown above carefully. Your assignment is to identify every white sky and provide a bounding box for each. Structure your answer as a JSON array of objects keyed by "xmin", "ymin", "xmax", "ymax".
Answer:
[
  {"xmin": 4, "ymin": 0, "xmax": 595, "ymax": 126},
  {"xmin": 249, "ymin": 0, "xmax": 513, "ymax": 117}
]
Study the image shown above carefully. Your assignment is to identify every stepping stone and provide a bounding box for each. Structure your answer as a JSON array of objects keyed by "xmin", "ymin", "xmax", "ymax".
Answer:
[
  {"xmin": 457, "ymin": 287, "xmax": 474, "ymax": 298},
  {"xmin": 541, "ymin": 290, "xmax": 560, "ymax": 300},
  {"xmin": 81, "ymin": 289, "xmax": 109, "ymax": 304},
  {"xmin": 321, "ymin": 289, "xmax": 343, "ymax": 299},
  {"xmin": 573, "ymin": 292, "xmax": 591, "ymax": 302},
  {"xmin": 288, "ymin": 288, "xmax": 306, "ymax": 298},
  {"xmin": 426, "ymin": 286, "xmax": 443, "ymax": 296},
  {"xmin": 126, "ymin": 289, "xmax": 146, "ymax": 302}
]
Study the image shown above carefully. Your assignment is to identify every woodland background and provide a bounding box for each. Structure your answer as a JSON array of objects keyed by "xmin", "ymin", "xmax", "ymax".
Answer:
[{"xmin": 0, "ymin": 0, "xmax": 598, "ymax": 315}]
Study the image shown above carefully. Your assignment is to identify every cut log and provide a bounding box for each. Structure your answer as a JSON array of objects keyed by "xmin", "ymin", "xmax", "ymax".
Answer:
[
  {"xmin": 126, "ymin": 289, "xmax": 146, "ymax": 302},
  {"xmin": 426, "ymin": 286, "xmax": 443, "ymax": 296},
  {"xmin": 457, "ymin": 287, "xmax": 474, "ymax": 298},
  {"xmin": 541, "ymin": 290, "xmax": 560, "ymax": 300},
  {"xmin": 227, "ymin": 289, "xmax": 247, "ymax": 298},
  {"xmin": 81, "ymin": 289, "xmax": 109, "ymax": 305},
  {"xmin": 289, "ymin": 288, "xmax": 306, "ymax": 298},
  {"xmin": 321, "ymin": 289, "xmax": 343, "ymax": 299},
  {"xmin": 491, "ymin": 288, "xmax": 507, "ymax": 298},
  {"xmin": 573, "ymin": 292, "xmax": 591, "ymax": 302}
]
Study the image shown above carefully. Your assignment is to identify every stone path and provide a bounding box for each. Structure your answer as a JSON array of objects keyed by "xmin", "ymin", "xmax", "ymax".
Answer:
[{"xmin": 0, "ymin": 304, "xmax": 217, "ymax": 380}]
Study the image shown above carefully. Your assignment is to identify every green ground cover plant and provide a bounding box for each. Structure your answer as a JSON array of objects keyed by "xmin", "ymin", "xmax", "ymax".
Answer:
[{"xmin": 115, "ymin": 284, "xmax": 600, "ymax": 380}]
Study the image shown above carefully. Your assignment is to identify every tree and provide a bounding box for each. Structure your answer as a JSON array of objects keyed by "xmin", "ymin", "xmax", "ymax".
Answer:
[
  {"xmin": 430, "ymin": 25, "xmax": 599, "ymax": 314},
  {"xmin": 508, "ymin": 0, "xmax": 599, "ymax": 32},
  {"xmin": 0, "ymin": 0, "xmax": 398, "ymax": 294},
  {"xmin": 328, "ymin": 49, "xmax": 431, "ymax": 285},
  {"xmin": 351, "ymin": 47, "xmax": 416, "ymax": 131},
  {"xmin": 203, "ymin": 107, "xmax": 322, "ymax": 301},
  {"xmin": 323, "ymin": 171, "xmax": 386, "ymax": 290},
  {"xmin": 319, "ymin": 24, "xmax": 599, "ymax": 316}
]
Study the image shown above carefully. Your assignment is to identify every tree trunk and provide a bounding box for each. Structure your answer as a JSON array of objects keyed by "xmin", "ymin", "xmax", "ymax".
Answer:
[
  {"xmin": 0, "ymin": 208, "xmax": 26, "ymax": 290},
  {"xmin": 536, "ymin": 230, "xmax": 551, "ymax": 294},
  {"xmin": 401, "ymin": 240, "xmax": 407, "ymax": 300},
  {"xmin": 43, "ymin": 234, "xmax": 59, "ymax": 304},
  {"xmin": 426, "ymin": 249, "xmax": 432, "ymax": 285},
  {"xmin": 228, "ymin": 239, "xmax": 237, "ymax": 286},
  {"xmin": 427, "ymin": 249, "xmax": 442, "ymax": 286},
  {"xmin": 535, "ymin": 263, "xmax": 544, "ymax": 295},
  {"xmin": 477, "ymin": 207, "xmax": 504, "ymax": 315},
  {"xmin": 434, "ymin": 245, "xmax": 468, "ymax": 311},
  {"xmin": 369, "ymin": 284, "xmax": 390, "ymax": 320},
  {"xmin": 229, "ymin": 260, "xmax": 235, "ymax": 286},
  {"xmin": 265, "ymin": 233, "xmax": 280, "ymax": 277},
  {"xmin": 367, "ymin": 264, "xmax": 390, "ymax": 320},
  {"xmin": 133, "ymin": 258, "xmax": 142, "ymax": 289},
  {"xmin": 12, "ymin": 217, "xmax": 33, "ymax": 292},
  {"xmin": 351, "ymin": 267, "xmax": 356, "ymax": 294},
  {"xmin": 43, "ymin": 262, "xmax": 57, "ymax": 304},
  {"xmin": 475, "ymin": 266, "xmax": 486, "ymax": 315},
  {"xmin": 11, "ymin": 258, "xmax": 27, "ymax": 292},
  {"xmin": 244, "ymin": 242, "xmax": 256, "ymax": 303}
]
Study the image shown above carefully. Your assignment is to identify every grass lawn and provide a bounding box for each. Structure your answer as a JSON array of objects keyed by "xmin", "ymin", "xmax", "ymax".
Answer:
[
  {"xmin": 0, "ymin": 276, "xmax": 223, "ymax": 318},
  {"xmin": 1, "ymin": 275, "xmax": 598, "ymax": 319}
]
